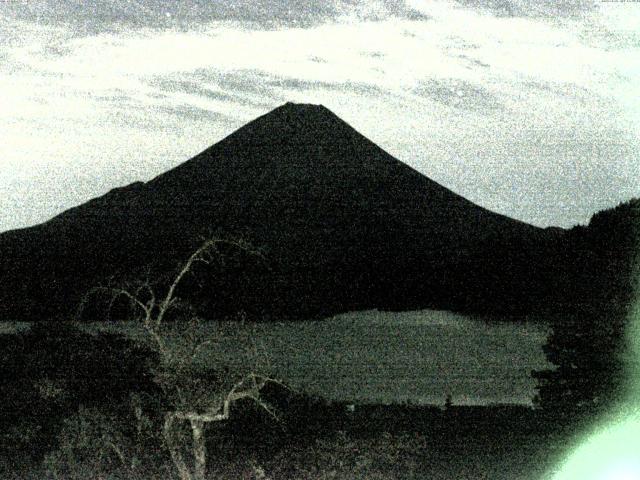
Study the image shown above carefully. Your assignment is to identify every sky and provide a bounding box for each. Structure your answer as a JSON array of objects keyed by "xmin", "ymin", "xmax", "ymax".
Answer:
[{"xmin": 1, "ymin": 0, "xmax": 639, "ymax": 232}]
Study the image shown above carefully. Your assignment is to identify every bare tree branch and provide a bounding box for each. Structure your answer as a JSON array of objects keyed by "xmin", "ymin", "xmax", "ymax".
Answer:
[
  {"xmin": 79, "ymin": 237, "xmax": 278, "ymax": 480},
  {"xmin": 163, "ymin": 413, "xmax": 194, "ymax": 480}
]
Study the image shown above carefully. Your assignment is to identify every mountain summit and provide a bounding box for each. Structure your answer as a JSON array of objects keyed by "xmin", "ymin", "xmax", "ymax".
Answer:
[{"xmin": 0, "ymin": 103, "xmax": 556, "ymax": 321}]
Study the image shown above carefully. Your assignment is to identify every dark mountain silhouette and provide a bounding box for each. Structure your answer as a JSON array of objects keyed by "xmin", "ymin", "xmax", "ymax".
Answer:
[{"xmin": 0, "ymin": 103, "xmax": 636, "ymax": 322}]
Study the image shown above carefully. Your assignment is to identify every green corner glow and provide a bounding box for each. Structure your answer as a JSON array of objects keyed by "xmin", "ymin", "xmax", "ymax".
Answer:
[
  {"xmin": 549, "ymin": 414, "xmax": 640, "ymax": 480},
  {"xmin": 549, "ymin": 273, "xmax": 640, "ymax": 480}
]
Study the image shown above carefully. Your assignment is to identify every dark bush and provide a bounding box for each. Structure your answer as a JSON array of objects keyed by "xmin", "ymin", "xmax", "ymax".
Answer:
[{"xmin": 0, "ymin": 323, "xmax": 158, "ymax": 466}]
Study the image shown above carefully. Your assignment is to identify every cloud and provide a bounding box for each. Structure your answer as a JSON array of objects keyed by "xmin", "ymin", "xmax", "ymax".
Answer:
[
  {"xmin": 154, "ymin": 104, "xmax": 235, "ymax": 124},
  {"xmin": 0, "ymin": 0, "xmax": 431, "ymax": 34},
  {"xmin": 452, "ymin": 0, "xmax": 597, "ymax": 19},
  {"xmin": 414, "ymin": 78, "xmax": 504, "ymax": 112},
  {"xmin": 149, "ymin": 75, "xmax": 276, "ymax": 108}
]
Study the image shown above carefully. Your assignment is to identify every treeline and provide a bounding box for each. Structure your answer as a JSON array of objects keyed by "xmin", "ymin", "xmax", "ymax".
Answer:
[{"xmin": 533, "ymin": 198, "xmax": 640, "ymax": 418}]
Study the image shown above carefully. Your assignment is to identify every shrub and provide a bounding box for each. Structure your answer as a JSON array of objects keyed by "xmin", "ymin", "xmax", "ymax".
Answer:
[{"xmin": 0, "ymin": 323, "xmax": 158, "ymax": 467}]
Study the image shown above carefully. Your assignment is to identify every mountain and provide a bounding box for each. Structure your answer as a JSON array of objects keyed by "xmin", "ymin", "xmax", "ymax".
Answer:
[{"xmin": 0, "ymin": 103, "xmax": 630, "ymax": 322}]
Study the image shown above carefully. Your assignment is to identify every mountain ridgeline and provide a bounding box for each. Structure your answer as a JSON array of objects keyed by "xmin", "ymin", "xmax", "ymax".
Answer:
[{"xmin": 0, "ymin": 103, "xmax": 638, "ymax": 323}]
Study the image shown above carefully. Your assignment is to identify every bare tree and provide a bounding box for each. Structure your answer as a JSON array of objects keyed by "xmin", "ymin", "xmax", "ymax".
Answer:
[{"xmin": 80, "ymin": 238, "xmax": 283, "ymax": 480}]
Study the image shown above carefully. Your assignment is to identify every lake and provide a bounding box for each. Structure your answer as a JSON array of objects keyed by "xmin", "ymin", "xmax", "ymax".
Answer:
[{"xmin": 1, "ymin": 309, "xmax": 551, "ymax": 406}]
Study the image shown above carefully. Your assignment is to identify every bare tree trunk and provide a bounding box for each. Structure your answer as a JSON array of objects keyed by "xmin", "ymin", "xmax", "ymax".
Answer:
[
  {"xmin": 191, "ymin": 419, "xmax": 207, "ymax": 480},
  {"xmin": 164, "ymin": 413, "xmax": 194, "ymax": 480}
]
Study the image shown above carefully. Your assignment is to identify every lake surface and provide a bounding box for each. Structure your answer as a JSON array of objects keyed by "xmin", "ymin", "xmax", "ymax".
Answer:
[{"xmin": 1, "ymin": 309, "xmax": 551, "ymax": 406}]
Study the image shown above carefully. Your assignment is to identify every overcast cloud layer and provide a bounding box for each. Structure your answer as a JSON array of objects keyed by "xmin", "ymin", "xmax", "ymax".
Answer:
[{"xmin": 1, "ymin": 0, "xmax": 639, "ymax": 231}]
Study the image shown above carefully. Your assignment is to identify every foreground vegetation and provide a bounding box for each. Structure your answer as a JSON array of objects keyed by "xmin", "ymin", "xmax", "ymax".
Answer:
[
  {"xmin": 0, "ymin": 355, "xmax": 577, "ymax": 480},
  {"xmin": 9, "ymin": 325, "xmax": 605, "ymax": 480},
  {"xmin": 0, "ymin": 318, "xmax": 586, "ymax": 480},
  {"xmin": 2, "ymin": 233, "xmax": 632, "ymax": 480}
]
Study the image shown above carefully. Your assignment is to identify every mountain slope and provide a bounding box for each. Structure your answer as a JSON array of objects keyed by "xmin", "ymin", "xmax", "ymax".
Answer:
[{"xmin": 0, "ymin": 103, "xmax": 561, "ymax": 321}]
